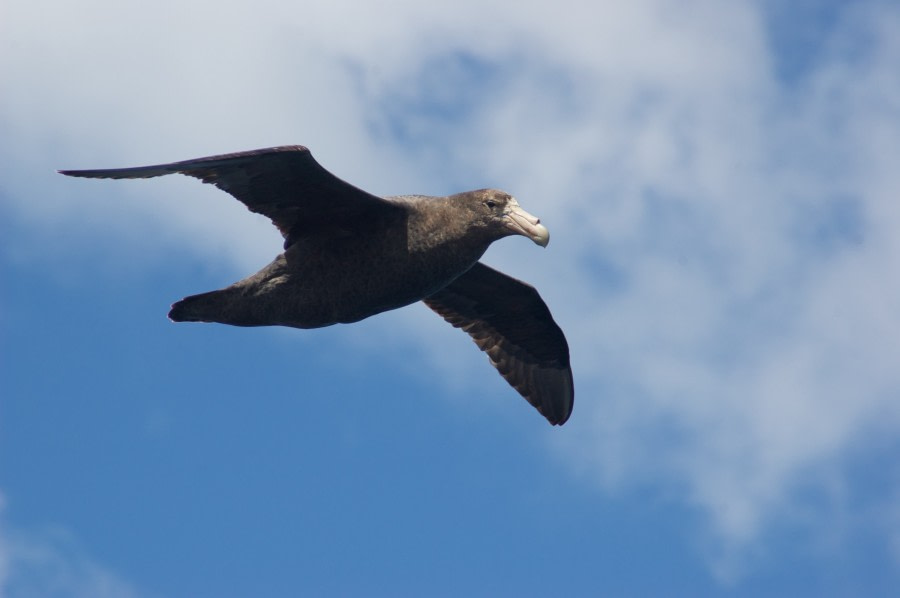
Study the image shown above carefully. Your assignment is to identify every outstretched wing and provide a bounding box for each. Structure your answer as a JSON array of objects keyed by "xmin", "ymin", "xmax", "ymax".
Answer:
[
  {"xmin": 423, "ymin": 262, "xmax": 574, "ymax": 425},
  {"xmin": 59, "ymin": 146, "xmax": 405, "ymax": 246}
]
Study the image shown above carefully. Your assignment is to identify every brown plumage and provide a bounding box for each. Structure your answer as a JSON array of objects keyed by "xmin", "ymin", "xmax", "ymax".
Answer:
[{"xmin": 60, "ymin": 146, "xmax": 574, "ymax": 425}]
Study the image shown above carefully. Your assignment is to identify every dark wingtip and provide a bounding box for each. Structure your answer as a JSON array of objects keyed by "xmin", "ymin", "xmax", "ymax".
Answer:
[
  {"xmin": 533, "ymin": 366, "xmax": 574, "ymax": 426},
  {"xmin": 555, "ymin": 410, "xmax": 573, "ymax": 426},
  {"xmin": 545, "ymin": 405, "xmax": 572, "ymax": 426},
  {"xmin": 554, "ymin": 395, "xmax": 574, "ymax": 426},
  {"xmin": 58, "ymin": 169, "xmax": 108, "ymax": 178}
]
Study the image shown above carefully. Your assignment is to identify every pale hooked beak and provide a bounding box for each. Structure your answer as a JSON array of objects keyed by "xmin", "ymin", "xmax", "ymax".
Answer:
[{"xmin": 505, "ymin": 200, "xmax": 550, "ymax": 247}]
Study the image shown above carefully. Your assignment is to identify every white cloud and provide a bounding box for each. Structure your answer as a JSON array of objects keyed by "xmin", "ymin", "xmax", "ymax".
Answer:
[
  {"xmin": 0, "ymin": 493, "xmax": 147, "ymax": 598},
  {"xmin": 3, "ymin": 0, "xmax": 900, "ymax": 580}
]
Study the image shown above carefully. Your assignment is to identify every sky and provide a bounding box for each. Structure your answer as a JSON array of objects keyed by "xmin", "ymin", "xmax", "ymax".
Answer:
[{"xmin": 2, "ymin": 0, "xmax": 900, "ymax": 595}]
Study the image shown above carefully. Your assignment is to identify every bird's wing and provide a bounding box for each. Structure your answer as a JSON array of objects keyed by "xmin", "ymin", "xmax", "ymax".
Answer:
[
  {"xmin": 59, "ymin": 146, "xmax": 405, "ymax": 246},
  {"xmin": 423, "ymin": 262, "xmax": 574, "ymax": 425}
]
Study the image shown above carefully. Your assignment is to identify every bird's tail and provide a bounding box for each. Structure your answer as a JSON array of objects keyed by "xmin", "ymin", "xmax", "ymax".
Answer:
[
  {"xmin": 168, "ymin": 287, "xmax": 275, "ymax": 327},
  {"xmin": 168, "ymin": 291, "xmax": 225, "ymax": 323}
]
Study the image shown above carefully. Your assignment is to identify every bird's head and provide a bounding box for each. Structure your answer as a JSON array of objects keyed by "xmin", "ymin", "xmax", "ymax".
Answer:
[{"xmin": 463, "ymin": 189, "xmax": 550, "ymax": 247}]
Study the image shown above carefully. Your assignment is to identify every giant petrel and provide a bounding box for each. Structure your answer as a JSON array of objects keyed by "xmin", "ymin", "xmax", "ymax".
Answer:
[{"xmin": 60, "ymin": 146, "xmax": 574, "ymax": 425}]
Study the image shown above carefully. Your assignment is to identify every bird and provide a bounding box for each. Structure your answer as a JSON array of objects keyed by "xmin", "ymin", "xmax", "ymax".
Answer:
[{"xmin": 60, "ymin": 145, "xmax": 574, "ymax": 425}]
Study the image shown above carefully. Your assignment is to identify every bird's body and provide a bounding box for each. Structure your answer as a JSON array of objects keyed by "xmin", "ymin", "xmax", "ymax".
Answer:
[
  {"xmin": 60, "ymin": 146, "xmax": 574, "ymax": 424},
  {"xmin": 174, "ymin": 193, "xmax": 501, "ymax": 328}
]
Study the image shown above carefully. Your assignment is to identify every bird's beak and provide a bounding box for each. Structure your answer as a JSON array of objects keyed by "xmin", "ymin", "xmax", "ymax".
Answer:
[{"xmin": 505, "ymin": 200, "xmax": 550, "ymax": 247}]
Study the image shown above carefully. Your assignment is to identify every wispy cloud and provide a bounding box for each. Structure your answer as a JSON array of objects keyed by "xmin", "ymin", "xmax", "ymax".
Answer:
[
  {"xmin": 3, "ymin": 0, "xmax": 900, "ymax": 581},
  {"xmin": 339, "ymin": 2, "xmax": 900, "ymax": 575},
  {"xmin": 0, "ymin": 493, "xmax": 148, "ymax": 598}
]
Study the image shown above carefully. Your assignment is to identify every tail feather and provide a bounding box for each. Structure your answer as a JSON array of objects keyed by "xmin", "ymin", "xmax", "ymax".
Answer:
[
  {"xmin": 168, "ymin": 288, "xmax": 271, "ymax": 327},
  {"xmin": 168, "ymin": 291, "xmax": 221, "ymax": 323}
]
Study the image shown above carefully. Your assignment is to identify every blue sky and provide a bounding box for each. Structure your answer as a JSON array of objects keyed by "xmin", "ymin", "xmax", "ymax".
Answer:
[{"xmin": 3, "ymin": 0, "xmax": 900, "ymax": 595}]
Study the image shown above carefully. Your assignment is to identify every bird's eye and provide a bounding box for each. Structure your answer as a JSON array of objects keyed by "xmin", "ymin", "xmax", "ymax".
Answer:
[{"xmin": 485, "ymin": 200, "xmax": 497, "ymax": 209}]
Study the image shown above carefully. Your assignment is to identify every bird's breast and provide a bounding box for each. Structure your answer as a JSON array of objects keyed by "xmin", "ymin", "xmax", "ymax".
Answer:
[{"xmin": 281, "ymin": 232, "xmax": 484, "ymax": 325}]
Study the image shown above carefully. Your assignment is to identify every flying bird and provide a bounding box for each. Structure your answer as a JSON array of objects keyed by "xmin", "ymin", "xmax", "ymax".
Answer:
[{"xmin": 60, "ymin": 146, "xmax": 574, "ymax": 425}]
